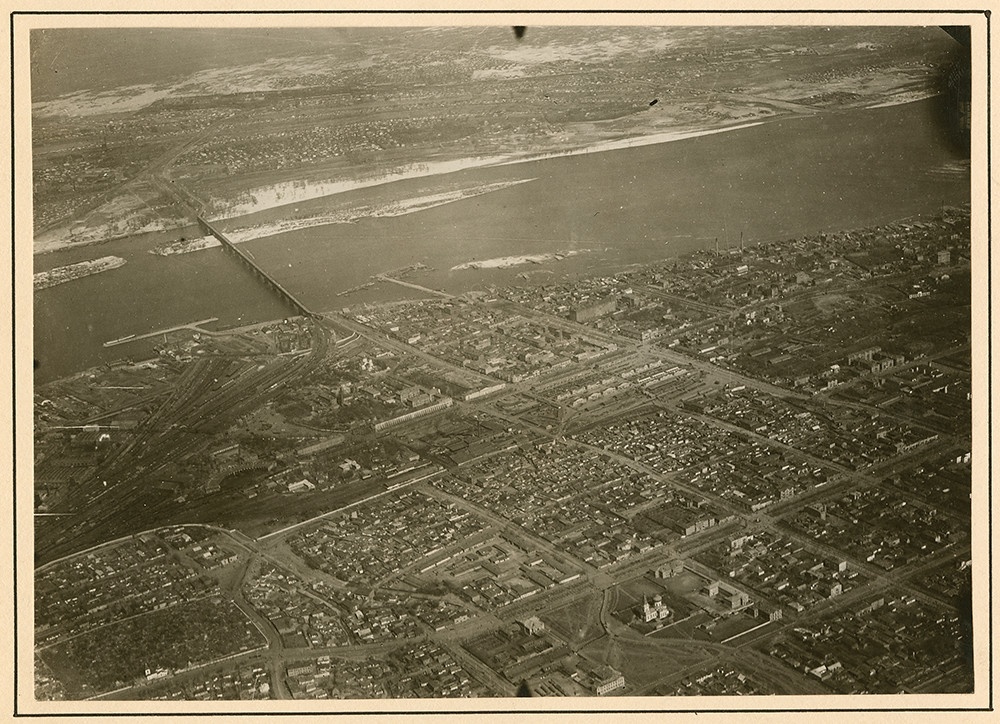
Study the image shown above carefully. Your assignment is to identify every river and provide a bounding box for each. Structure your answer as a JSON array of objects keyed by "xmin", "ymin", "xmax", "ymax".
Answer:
[{"xmin": 32, "ymin": 99, "xmax": 969, "ymax": 384}]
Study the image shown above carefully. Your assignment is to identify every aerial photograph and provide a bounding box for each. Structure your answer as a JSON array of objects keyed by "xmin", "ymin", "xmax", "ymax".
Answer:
[{"xmin": 26, "ymin": 20, "xmax": 978, "ymax": 709}]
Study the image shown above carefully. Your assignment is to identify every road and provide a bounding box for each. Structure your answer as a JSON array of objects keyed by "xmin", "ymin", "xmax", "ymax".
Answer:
[{"xmin": 226, "ymin": 556, "xmax": 292, "ymax": 700}]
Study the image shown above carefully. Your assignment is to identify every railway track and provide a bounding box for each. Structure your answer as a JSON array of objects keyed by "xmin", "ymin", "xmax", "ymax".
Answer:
[{"xmin": 36, "ymin": 325, "xmax": 328, "ymax": 565}]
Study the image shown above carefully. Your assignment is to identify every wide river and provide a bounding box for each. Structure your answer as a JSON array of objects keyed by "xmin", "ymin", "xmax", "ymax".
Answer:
[{"xmin": 33, "ymin": 99, "xmax": 968, "ymax": 384}]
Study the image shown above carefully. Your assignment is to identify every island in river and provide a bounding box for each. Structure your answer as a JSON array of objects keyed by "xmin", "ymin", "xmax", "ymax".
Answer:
[{"xmin": 33, "ymin": 256, "xmax": 126, "ymax": 291}]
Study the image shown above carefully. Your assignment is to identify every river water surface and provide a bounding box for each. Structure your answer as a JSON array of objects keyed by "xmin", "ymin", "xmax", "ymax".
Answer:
[{"xmin": 33, "ymin": 99, "xmax": 969, "ymax": 383}]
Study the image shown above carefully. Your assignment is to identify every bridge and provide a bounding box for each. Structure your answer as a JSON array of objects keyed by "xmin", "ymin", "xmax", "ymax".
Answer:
[{"xmin": 197, "ymin": 217, "xmax": 320, "ymax": 319}]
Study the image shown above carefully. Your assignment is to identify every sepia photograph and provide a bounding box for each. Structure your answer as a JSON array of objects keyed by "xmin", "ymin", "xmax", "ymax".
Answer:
[{"xmin": 7, "ymin": 6, "xmax": 995, "ymax": 719}]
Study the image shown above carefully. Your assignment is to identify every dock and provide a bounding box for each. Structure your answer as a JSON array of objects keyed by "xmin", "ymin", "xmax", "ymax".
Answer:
[
  {"xmin": 103, "ymin": 318, "xmax": 219, "ymax": 347},
  {"xmin": 376, "ymin": 275, "xmax": 454, "ymax": 299}
]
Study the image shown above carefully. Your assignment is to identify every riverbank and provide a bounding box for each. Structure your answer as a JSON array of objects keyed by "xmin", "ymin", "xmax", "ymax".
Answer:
[
  {"xmin": 205, "ymin": 120, "xmax": 767, "ymax": 222},
  {"xmin": 34, "ymin": 117, "xmax": 770, "ymax": 258},
  {"xmin": 451, "ymin": 250, "xmax": 589, "ymax": 271},
  {"xmin": 32, "ymin": 99, "xmax": 970, "ymax": 384},
  {"xmin": 150, "ymin": 179, "xmax": 541, "ymax": 256}
]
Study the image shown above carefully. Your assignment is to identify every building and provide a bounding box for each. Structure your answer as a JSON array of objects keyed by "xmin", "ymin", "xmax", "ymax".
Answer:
[
  {"xmin": 570, "ymin": 297, "xmax": 617, "ymax": 323},
  {"xmin": 373, "ymin": 398, "xmax": 454, "ymax": 432},
  {"xmin": 653, "ymin": 560, "xmax": 685, "ymax": 578},
  {"xmin": 408, "ymin": 392, "xmax": 434, "ymax": 409},
  {"xmin": 570, "ymin": 659, "xmax": 627, "ymax": 695},
  {"xmin": 210, "ymin": 443, "xmax": 241, "ymax": 461},
  {"xmin": 847, "ymin": 347, "xmax": 882, "ymax": 365},
  {"xmin": 729, "ymin": 533, "xmax": 752, "ymax": 550},
  {"xmin": 704, "ymin": 580, "xmax": 752, "ymax": 611},
  {"xmin": 518, "ymin": 616, "xmax": 546, "ymax": 635},
  {"xmin": 852, "ymin": 349, "xmax": 905, "ymax": 374},
  {"xmin": 399, "ymin": 385, "xmax": 423, "ymax": 403},
  {"xmin": 287, "ymin": 663, "xmax": 315, "ymax": 678},
  {"xmin": 641, "ymin": 594, "xmax": 671, "ymax": 623},
  {"xmin": 754, "ymin": 602, "xmax": 784, "ymax": 622},
  {"xmin": 593, "ymin": 666, "xmax": 626, "ymax": 695},
  {"xmin": 287, "ymin": 479, "xmax": 316, "ymax": 493}
]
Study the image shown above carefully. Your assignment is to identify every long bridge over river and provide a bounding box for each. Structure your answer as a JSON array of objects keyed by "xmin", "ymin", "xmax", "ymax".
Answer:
[{"xmin": 197, "ymin": 216, "xmax": 321, "ymax": 319}]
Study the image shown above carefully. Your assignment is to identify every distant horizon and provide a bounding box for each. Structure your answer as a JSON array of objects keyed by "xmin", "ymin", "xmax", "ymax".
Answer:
[{"xmin": 29, "ymin": 25, "xmax": 956, "ymax": 102}]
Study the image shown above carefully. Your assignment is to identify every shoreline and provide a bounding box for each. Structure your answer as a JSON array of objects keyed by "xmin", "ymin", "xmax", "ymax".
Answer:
[
  {"xmin": 219, "ymin": 178, "xmax": 539, "ymax": 248},
  {"xmin": 866, "ymin": 90, "xmax": 940, "ymax": 109},
  {"xmin": 33, "ymin": 255, "xmax": 127, "ymax": 291},
  {"xmin": 34, "ymin": 204, "xmax": 965, "ymax": 389},
  {"xmin": 208, "ymin": 120, "xmax": 768, "ymax": 224},
  {"xmin": 32, "ymin": 96, "xmax": 936, "ymax": 258},
  {"xmin": 450, "ymin": 250, "xmax": 589, "ymax": 271},
  {"xmin": 33, "ymin": 117, "xmax": 775, "ymax": 258}
]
